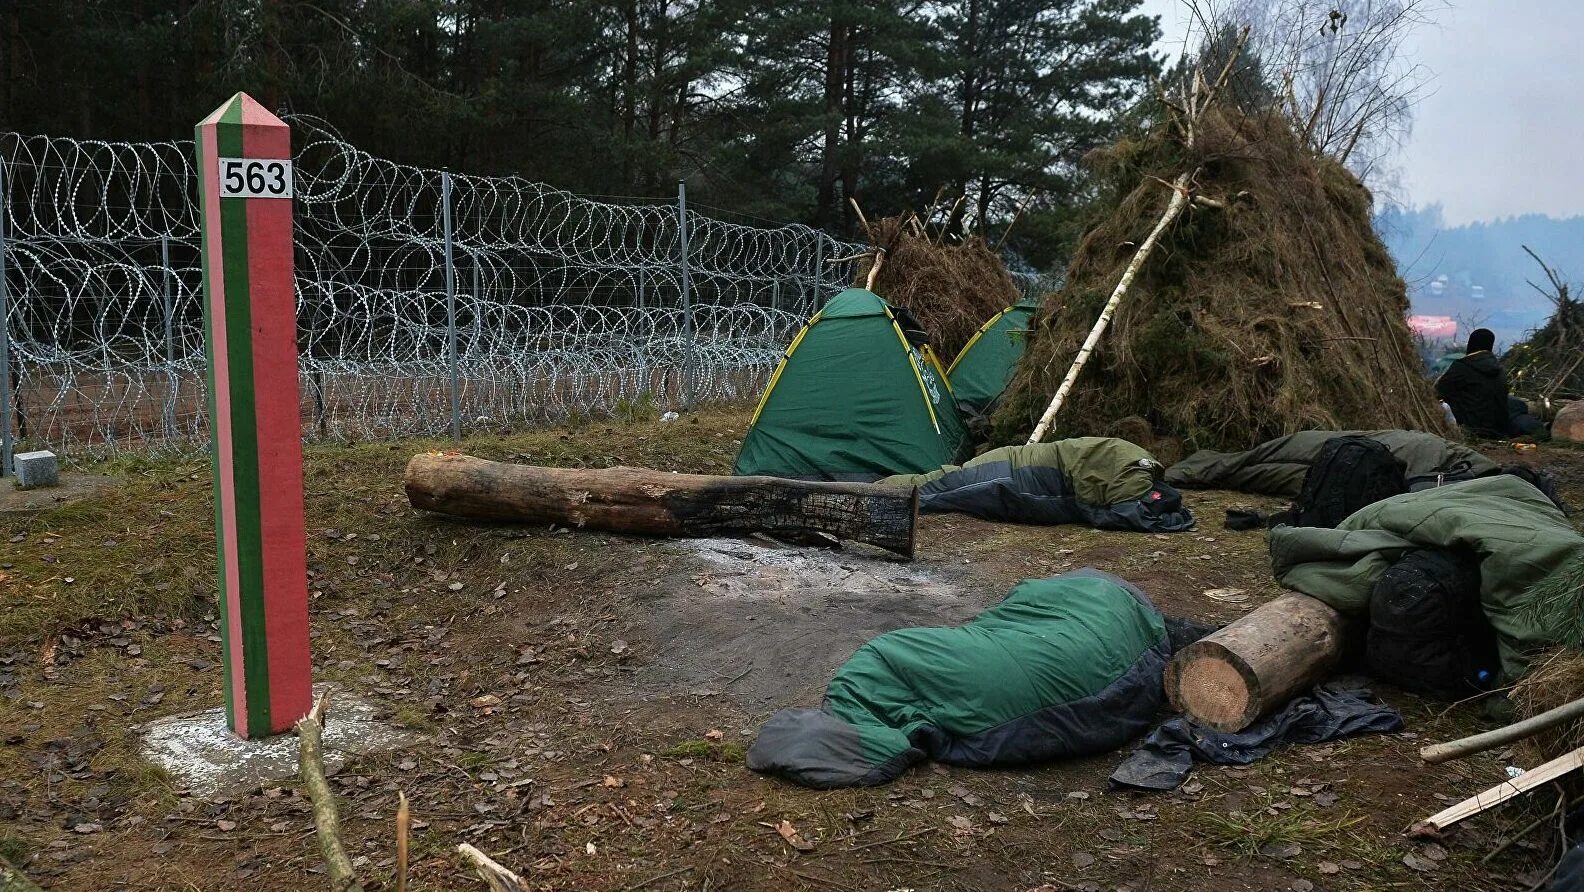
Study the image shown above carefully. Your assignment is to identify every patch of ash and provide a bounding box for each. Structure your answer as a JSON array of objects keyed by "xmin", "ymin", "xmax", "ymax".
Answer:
[
  {"xmin": 611, "ymin": 538, "xmax": 991, "ymax": 715},
  {"xmin": 676, "ymin": 538, "xmax": 962, "ymax": 604}
]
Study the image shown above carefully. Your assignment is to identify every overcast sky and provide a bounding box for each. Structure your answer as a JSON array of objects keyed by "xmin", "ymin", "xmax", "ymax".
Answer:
[{"xmin": 1136, "ymin": 0, "xmax": 1584, "ymax": 225}]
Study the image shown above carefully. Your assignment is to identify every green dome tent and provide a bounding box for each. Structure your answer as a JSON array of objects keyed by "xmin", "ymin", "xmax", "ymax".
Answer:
[
  {"xmin": 733, "ymin": 288, "xmax": 969, "ymax": 481},
  {"xmin": 947, "ymin": 300, "xmax": 1037, "ymax": 413}
]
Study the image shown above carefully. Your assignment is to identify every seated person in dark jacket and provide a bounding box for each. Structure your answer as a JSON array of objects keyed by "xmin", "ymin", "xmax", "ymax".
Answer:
[{"xmin": 1435, "ymin": 329, "xmax": 1542, "ymax": 437}]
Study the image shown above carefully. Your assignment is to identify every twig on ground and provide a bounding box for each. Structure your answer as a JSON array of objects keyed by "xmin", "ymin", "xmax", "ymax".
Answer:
[
  {"xmin": 396, "ymin": 791, "xmax": 411, "ymax": 892},
  {"xmin": 619, "ymin": 865, "xmax": 693, "ymax": 891},
  {"xmin": 297, "ymin": 690, "xmax": 367, "ymax": 892},
  {"xmin": 458, "ymin": 843, "xmax": 529, "ymax": 892},
  {"xmin": 1484, "ymin": 788, "xmax": 1571, "ymax": 864},
  {"xmin": 833, "ymin": 826, "xmax": 936, "ymax": 856}
]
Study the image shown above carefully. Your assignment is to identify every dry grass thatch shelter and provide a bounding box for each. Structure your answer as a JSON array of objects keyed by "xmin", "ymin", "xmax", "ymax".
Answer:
[
  {"xmin": 994, "ymin": 109, "xmax": 1451, "ymax": 452},
  {"xmin": 854, "ymin": 215, "xmax": 1024, "ymax": 359}
]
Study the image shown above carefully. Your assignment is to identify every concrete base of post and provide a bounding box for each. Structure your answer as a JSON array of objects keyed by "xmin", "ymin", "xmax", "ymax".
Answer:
[
  {"xmin": 138, "ymin": 687, "xmax": 414, "ymax": 798},
  {"xmin": 13, "ymin": 451, "xmax": 60, "ymax": 489}
]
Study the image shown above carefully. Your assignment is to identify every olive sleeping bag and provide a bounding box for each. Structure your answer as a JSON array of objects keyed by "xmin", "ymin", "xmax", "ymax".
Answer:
[
  {"xmin": 878, "ymin": 438, "xmax": 1195, "ymax": 532},
  {"xmin": 1166, "ymin": 430, "xmax": 1497, "ymax": 496},
  {"xmin": 746, "ymin": 569, "xmax": 1170, "ymax": 788}
]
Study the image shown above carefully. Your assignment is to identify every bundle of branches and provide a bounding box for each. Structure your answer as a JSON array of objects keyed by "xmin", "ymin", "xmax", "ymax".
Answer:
[
  {"xmin": 993, "ymin": 105, "xmax": 1449, "ymax": 450},
  {"xmin": 854, "ymin": 213, "xmax": 1022, "ymax": 358},
  {"xmin": 1506, "ymin": 247, "xmax": 1584, "ymax": 403}
]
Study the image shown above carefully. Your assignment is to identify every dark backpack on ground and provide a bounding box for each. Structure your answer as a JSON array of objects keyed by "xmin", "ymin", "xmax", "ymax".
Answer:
[
  {"xmin": 1276, "ymin": 436, "xmax": 1409, "ymax": 529},
  {"xmin": 1366, "ymin": 549, "xmax": 1499, "ymax": 701}
]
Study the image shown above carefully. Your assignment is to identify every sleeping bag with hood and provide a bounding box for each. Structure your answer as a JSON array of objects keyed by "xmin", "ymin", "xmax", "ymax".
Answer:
[
  {"xmin": 746, "ymin": 569, "xmax": 1170, "ymax": 788},
  {"xmin": 879, "ymin": 438, "xmax": 1194, "ymax": 532},
  {"xmin": 1165, "ymin": 429, "xmax": 1497, "ymax": 496}
]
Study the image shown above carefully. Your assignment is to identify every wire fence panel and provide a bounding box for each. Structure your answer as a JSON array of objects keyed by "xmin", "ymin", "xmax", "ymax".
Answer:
[{"xmin": 0, "ymin": 117, "xmax": 869, "ymax": 458}]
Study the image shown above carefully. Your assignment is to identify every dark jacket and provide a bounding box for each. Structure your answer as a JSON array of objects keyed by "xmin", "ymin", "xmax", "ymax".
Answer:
[{"xmin": 1435, "ymin": 351, "xmax": 1510, "ymax": 436}]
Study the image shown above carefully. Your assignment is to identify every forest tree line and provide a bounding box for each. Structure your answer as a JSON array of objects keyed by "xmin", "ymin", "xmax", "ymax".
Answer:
[{"xmin": 1, "ymin": 0, "xmax": 1162, "ymax": 269}]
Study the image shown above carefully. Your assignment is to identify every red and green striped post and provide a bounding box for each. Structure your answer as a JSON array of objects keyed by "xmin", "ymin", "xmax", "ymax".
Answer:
[{"xmin": 194, "ymin": 93, "xmax": 312, "ymax": 738}]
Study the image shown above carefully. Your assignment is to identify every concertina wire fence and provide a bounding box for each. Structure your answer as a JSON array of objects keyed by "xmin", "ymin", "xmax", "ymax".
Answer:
[{"xmin": 0, "ymin": 115, "xmax": 1040, "ymax": 462}]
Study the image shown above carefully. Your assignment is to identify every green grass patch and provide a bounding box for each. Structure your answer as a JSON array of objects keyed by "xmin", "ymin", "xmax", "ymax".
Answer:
[
  {"xmin": 1196, "ymin": 800, "xmax": 1366, "ymax": 858},
  {"xmin": 664, "ymin": 739, "xmax": 746, "ymax": 763},
  {"xmin": 0, "ymin": 833, "xmax": 29, "ymax": 865}
]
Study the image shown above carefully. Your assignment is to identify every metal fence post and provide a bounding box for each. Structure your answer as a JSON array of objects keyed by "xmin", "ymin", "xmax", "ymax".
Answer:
[
  {"xmin": 677, "ymin": 180, "xmax": 696, "ymax": 411},
  {"xmin": 471, "ymin": 254, "xmax": 481, "ymax": 345},
  {"xmin": 0, "ymin": 159, "xmax": 13, "ymax": 478},
  {"xmin": 160, "ymin": 234, "xmax": 177, "ymax": 440},
  {"xmin": 442, "ymin": 171, "xmax": 461, "ymax": 441},
  {"xmin": 812, "ymin": 236, "xmax": 824, "ymax": 313}
]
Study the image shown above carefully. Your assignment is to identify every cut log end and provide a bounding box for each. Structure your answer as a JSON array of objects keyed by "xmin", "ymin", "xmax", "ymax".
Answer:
[
  {"xmin": 1165, "ymin": 592, "xmax": 1350, "ymax": 733},
  {"xmin": 1169, "ymin": 642, "xmax": 1258, "ymax": 731}
]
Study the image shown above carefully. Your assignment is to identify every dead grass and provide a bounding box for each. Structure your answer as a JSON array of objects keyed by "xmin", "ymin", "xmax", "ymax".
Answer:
[{"xmin": 1511, "ymin": 647, "xmax": 1584, "ymax": 763}]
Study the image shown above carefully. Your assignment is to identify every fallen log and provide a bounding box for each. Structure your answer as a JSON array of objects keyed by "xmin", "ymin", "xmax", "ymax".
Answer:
[
  {"xmin": 404, "ymin": 453, "xmax": 919, "ymax": 558},
  {"xmin": 1165, "ymin": 593, "xmax": 1350, "ymax": 732},
  {"xmin": 1421, "ymin": 695, "xmax": 1584, "ymax": 765}
]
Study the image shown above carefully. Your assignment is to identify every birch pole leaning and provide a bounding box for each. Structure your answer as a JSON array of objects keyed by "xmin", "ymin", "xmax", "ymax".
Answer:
[
  {"xmin": 1026, "ymin": 29, "xmax": 1249, "ymax": 445},
  {"xmin": 1027, "ymin": 172, "xmax": 1191, "ymax": 444}
]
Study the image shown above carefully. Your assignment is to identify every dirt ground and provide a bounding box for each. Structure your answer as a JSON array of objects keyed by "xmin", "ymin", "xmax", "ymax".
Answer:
[{"xmin": 3, "ymin": 411, "xmax": 1583, "ymax": 891}]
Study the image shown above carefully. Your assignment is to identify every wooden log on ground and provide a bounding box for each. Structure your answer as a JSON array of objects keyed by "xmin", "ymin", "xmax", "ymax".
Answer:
[
  {"xmin": 405, "ymin": 453, "xmax": 919, "ymax": 558},
  {"xmin": 1165, "ymin": 593, "xmax": 1351, "ymax": 732}
]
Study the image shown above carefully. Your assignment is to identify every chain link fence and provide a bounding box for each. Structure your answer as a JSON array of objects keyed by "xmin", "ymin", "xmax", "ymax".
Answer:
[{"xmin": 0, "ymin": 116, "xmax": 870, "ymax": 463}]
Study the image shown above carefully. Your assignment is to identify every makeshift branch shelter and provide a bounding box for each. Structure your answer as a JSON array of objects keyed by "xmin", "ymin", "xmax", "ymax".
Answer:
[
  {"xmin": 854, "ymin": 214, "xmax": 1024, "ymax": 359},
  {"xmin": 995, "ymin": 106, "xmax": 1450, "ymax": 451},
  {"xmin": 1506, "ymin": 247, "xmax": 1584, "ymax": 404},
  {"xmin": 733, "ymin": 288, "xmax": 968, "ymax": 481}
]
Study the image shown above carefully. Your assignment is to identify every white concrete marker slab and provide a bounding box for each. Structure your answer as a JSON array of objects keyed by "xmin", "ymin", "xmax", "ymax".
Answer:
[{"xmin": 139, "ymin": 688, "xmax": 414, "ymax": 798}]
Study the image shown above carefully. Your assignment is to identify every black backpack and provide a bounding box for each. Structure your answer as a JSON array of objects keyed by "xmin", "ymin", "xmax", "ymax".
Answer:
[
  {"xmin": 1366, "ymin": 549, "xmax": 1498, "ymax": 700},
  {"xmin": 1281, "ymin": 436, "xmax": 1408, "ymax": 528}
]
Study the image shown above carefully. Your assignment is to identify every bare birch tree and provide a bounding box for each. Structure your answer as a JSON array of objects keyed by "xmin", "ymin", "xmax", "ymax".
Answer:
[{"xmin": 1177, "ymin": 0, "xmax": 1446, "ymax": 196}]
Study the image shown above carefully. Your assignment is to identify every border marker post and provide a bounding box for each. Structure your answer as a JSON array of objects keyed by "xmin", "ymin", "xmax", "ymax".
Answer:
[{"xmin": 194, "ymin": 93, "xmax": 312, "ymax": 738}]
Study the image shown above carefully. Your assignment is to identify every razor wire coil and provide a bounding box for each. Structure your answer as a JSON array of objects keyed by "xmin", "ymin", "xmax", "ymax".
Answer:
[{"xmin": 0, "ymin": 117, "xmax": 878, "ymax": 457}]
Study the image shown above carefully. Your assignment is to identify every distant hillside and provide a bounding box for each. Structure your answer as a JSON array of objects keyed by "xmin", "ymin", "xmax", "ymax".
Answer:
[{"xmin": 1376, "ymin": 206, "xmax": 1584, "ymax": 348}]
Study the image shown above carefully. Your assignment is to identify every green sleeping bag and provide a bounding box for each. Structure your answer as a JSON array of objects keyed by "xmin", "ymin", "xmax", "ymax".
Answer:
[{"xmin": 747, "ymin": 569, "xmax": 1169, "ymax": 788}]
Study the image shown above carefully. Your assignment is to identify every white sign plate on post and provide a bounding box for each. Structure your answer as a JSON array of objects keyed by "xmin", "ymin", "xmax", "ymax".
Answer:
[{"xmin": 217, "ymin": 157, "xmax": 294, "ymax": 199}]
